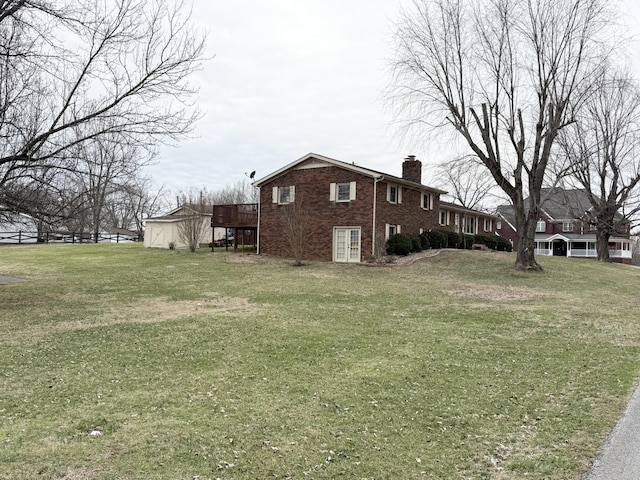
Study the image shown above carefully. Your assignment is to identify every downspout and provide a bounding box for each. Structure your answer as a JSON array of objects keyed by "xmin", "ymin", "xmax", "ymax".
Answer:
[
  {"xmin": 256, "ymin": 186, "xmax": 261, "ymax": 254},
  {"xmin": 372, "ymin": 176, "xmax": 382, "ymax": 257}
]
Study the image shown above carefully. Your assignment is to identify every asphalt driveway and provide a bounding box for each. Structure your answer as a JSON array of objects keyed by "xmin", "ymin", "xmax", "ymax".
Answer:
[
  {"xmin": 0, "ymin": 274, "xmax": 25, "ymax": 284},
  {"xmin": 584, "ymin": 382, "xmax": 640, "ymax": 479}
]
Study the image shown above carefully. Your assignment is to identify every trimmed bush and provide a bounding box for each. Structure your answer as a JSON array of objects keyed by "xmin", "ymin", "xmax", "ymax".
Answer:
[
  {"xmin": 427, "ymin": 230, "xmax": 447, "ymax": 249},
  {"xmin": 440, "ymin": 230, "xmax": 461, "ymax": 249},
  {"xmin": 474, "ymin": 235, "xmax": 498, "ymax": 250},
  {"xmin": 496, "ymin": 236, "xmax": 513, "ymax": 252},
  {"xmin": 419, "ymin": 231, "xmax": 430, "ymax": 250},
  {"xmin": 386, "ymin": 233, "xmax": 413, "ymax": 256},
  {"xmin": 459, "ymin": 234, "xmax": 474, "ymax": 249},
  {"xmin": 409, "ymin": 234, "xmax": 423, "ymax": 253}
]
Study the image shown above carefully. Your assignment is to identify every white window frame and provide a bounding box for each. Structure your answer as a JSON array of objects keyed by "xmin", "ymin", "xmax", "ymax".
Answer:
[
  {"xmin": 536, "ymin": 220, "xmax": 546, "ymax": 233},
  {"xmin": 496, "ymin": 221, "xmax": 502, "ymax": 230},
  {"xmin": 484, "ymin": 218, "xmax": 493, "ymax": 232},
  {"xmin": 562, "ymin": 221, "xmax": 574, "ymax": 232},
  {"xmin": 463, "ymin": 216, "xmax": 477, "ymax": 235},
  {"xmin": 330, "ymin": 181, "xmax": 356, "ymax": 202},
  {"xmin": 422, "ymin": 192, "xmax": 433, "ymax": 210},
  {"xmin": 387, "ymin": 184, "xmax": 402, "ymax": 204},
  {"xmin": 385, "ymin": 223, "xmax": 401, "ymax": 240},
  {"xmin": 272, "ymin": 185, "xmax": 295, "ymax": 205},
  {"xmin": 439, "ymin": 210, "xmax": 449, "ymax": 226}
]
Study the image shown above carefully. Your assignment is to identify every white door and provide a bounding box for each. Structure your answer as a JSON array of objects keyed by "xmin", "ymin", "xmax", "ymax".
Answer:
[
  {"xmin": 333, "ymin": 227, "xmax": 361, "ymax": 263},
  {"xmin": 150, "ymin": 225, "xmax": 165, "ymax": 248}
]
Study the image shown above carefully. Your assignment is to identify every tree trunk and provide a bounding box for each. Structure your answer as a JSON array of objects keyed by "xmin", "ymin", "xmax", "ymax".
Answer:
[
  {"xmin": 513, "ymin": 201, "xmax": 543, "ymax": 271},
  {"xmin": 514, "ymin": 228, "xmax": 542, "ymax": 271},
  {"xmin": 596, "ymin": 228, "xmax": 611, "ymax": 262}
]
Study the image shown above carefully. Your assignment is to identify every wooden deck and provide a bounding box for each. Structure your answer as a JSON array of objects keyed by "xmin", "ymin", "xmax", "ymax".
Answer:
[{"xmin": 211, "ymin": 204, "xmax": 258, "ymax": 228}]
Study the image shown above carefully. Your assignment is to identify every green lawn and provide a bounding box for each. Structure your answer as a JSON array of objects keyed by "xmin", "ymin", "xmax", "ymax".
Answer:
[{"xmin": 1, "ymin": 244, "xmax": 639, "ymax": 479}]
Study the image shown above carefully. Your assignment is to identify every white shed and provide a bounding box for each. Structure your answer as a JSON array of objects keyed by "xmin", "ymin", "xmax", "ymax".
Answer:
[{"xmin": 143, "ymin": 206, "xmax": 213, "ymax": 249}]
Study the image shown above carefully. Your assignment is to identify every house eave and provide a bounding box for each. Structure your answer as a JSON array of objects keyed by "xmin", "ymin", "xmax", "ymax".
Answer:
[{"xmin": 253, "ymin": 152, "xmax": 448, "ymax": 194}]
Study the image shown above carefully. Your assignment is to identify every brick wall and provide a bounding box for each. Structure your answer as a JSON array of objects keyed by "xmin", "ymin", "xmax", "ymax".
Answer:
[
  {"xmin": 258, "ymin": 163, "xmax": 479, "ymax": 262},
  {"xmin": 259, "ymin": 166, "xmax": 376, "ymax": 261}
]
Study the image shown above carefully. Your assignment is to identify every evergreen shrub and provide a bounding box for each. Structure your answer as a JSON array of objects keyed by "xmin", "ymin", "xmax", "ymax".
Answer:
[{"xmin": 387, "ymin": 233, "xmax": 413, "ymax": 256}]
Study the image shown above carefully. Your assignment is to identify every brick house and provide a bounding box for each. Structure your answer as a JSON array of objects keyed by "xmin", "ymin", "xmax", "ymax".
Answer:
[
  {"xmin": 496, "ymin": 188, "xmax": 632, "ymax": 263},
  {"xmin": 254, "ymin": 153, "xmax": 498, "ymax": 262}
]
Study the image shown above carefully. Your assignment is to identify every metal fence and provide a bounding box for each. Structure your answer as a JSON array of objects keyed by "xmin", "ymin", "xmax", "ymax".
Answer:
[{"xmin": 0, "ymin": 231, "xmax": 142, "ymax": 245}]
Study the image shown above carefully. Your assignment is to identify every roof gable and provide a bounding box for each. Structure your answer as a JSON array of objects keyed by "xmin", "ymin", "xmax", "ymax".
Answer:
[
  {"xmin": 496, "ymin": 188, "xmax": 625, "ymax": 228},
  {"xmin": 254, "ymin": 152, "xmax": 447, "ymax": 193}
]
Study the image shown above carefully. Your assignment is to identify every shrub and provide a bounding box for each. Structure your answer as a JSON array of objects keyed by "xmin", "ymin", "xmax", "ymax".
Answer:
[
  {"xmin": 387, "ymin": 233, "xmax": 413, "ymax": 256},
  {"xmin": 474, "ymin": 235, "xmax": 498, "ymax": 250},
  {"xmin": 496, "ymin": 236, "xmax": 513, "ymax": 252},
  {"xmin": 419, "ymin": 231, "xmax": 430, "ymax": 250},
  {"xmin": 427, "ymin": 230, "xmax": 447, "ymax": 249},
  {"xmin": 440, "ymin": 230, "xmax": 461, "ymax": 249},
  {"xmin": 409, "ymin": 234, "xmax": 423, "ymax": 253},
  {"xmin": 459, "ymin": 234, "xmax": 474, "ymax": 249}
]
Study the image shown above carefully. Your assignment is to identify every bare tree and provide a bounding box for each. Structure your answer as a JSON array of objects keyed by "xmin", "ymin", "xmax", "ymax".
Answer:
[
  {"xmin": 105, "ymin": 178, "xmax": 169, "ymax": 236},
  {"xmin": 559, "ymin": 68, "xmax": 640, "ymax": 261},
  {"xmin": 70, "ymin": 135, "xmax": 155, "ymax": 240},
  {"xmin": 210, "ymin": 179, "xmax": 258, "ymax": 205},
  {"xmin": 176, "ymin": 190, "xmax": 208, "ymax": 252},
  {"xmin": 388, "ymin": 0, "xmax": 615, "ymax": 270},
  {"xmin": 0, "ymin": 0, "xmax": 205, "ymax": 199},
  {"xmin": 279, "ymin": 195, "xmax": 311, "ymax": 266},
  {"xmin": 436, "ymin": 155, "xmax": 499, "ymax": 211}
]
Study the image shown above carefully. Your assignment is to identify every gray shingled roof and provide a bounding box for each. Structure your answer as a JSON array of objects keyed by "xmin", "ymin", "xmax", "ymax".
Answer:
[{"xmin": 496, "ymin": 188, "xmax": 623, "ymax": 227}]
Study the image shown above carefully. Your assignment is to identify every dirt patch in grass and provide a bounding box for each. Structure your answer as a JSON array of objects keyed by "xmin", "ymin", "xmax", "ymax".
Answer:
[
  {"xmin": 62, "ymin": 468, "xmax": 101, "ymax": 480},
  {"xmin": 225, "ymin": 253, "xmax": 265, "ymax": 264},
  {"xmin": 7, "ymin": 292, "xmax": 259, "ymax": 346},
  {"xmin": 446, "ymin": 284, "xmax": 546, "ymax": 303}
]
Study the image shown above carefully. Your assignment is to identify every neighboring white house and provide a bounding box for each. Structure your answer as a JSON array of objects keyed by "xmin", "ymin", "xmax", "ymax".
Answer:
[{"xmin": 143, "ymin": 206, "xmax": 213, "ymax": 249}]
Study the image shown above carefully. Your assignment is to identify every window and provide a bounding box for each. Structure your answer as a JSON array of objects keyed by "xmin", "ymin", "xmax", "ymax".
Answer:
[
  {"xmin": 272, "ymin": 185, "xmax": 295, "ymax": 204},
  {"xmin": 330, "ymin": 182, "xmax": 356, "ymax": 202},
  {"xmin": 536, "ymin": 221, "xmax": 546, "ymax": 233},
  {"xmin": 484, "ymin": 218, "xmax": 493, "ymax": 232},
  {"xmin": 422, "ymin": 193, "xmax": 433, "ymax": 210},
  {"xmin": 463, "ymin": 216, "xmax": 477, "ymax": 235},
  {"xmin": 387, "ymin": 184, "xmax": 401, "ymax": 204},
  {"xmin": 589, "ymin": 223, "xmax": 597, "ymax": 231},
  {"xmin": 439, "ymin": 210, "xmax": 449, "ymax": 226},
  {"xmin": 454, "ymin": 214, "xmax": 460, "ymax": 233},
  {"xmin": 386, "ymin": 223, "xmax": 401, "ymax": 239},
  {"xmin": 496, "ymin": 221, "xmax": 502, "ymax": 230},
  {"xmin": 562, "ymin": 221, "xmax": 573, "ymax": 232}
]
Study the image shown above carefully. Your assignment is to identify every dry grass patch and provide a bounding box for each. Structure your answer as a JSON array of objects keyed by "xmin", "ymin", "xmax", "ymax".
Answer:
[
  {"xmin": 446, "ymin": 284, "xmax": 547, "ymax": 303},
  {"xmin": 62, "ymin": 468, "xmax": 102, "ymax": 480},
  {"xmin": 5, "ymin": 292, "xmax": 259, "ymax": 346},
  {"xmin": 225, "ymin": 253, "xmax": 265, "ymax": 264}
]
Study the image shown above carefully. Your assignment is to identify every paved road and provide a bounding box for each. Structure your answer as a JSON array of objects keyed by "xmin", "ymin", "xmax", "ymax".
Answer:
[
  {"xmin": 0, "ymin": 274, "xmax": 25, "ymax": 284},
  {"xmin": 585, "ymin": 382, "xmax": 640, "ymax": 479}
]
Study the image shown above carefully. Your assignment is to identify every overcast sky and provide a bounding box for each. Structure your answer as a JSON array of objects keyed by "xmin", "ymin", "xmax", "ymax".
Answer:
[{"xmin": 146, "ymin": 0, "xmax": 640, "ymax": 197}]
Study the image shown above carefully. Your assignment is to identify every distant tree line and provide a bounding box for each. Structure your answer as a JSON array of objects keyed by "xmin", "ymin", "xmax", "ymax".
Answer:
[{"xmin": 0, "ymin": 0, "xmax": 205, "ymax": 237}]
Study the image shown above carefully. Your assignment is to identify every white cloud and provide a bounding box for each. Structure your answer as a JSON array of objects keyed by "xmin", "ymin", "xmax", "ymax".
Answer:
[{"xmin": 149, "ymin": 0, "xmax": 640, "ymax": 194}]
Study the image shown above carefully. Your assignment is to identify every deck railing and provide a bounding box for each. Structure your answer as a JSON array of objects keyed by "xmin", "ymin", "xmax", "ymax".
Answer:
[{"xmin": 211, "ymin": 204, "xmax": 258, "ymax": 227}]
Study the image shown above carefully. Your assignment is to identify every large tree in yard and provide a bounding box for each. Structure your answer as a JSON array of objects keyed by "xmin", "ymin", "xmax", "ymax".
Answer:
[
  {"xmin": 0, "ymin": 0, "xmax": 205, "ymax": 218},
  {"xmin": 388, "ymin": 0, "xmax": 615, "ymax": 270},
  {"xmin": 559, "ymin": 68, "xmax": 640, "ymax": 262}
]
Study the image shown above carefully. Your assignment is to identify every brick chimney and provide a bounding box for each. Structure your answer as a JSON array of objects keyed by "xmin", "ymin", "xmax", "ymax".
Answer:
[{"xmin": 402, "ymin": 155, "xmax": 422, "ymax": 184}]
